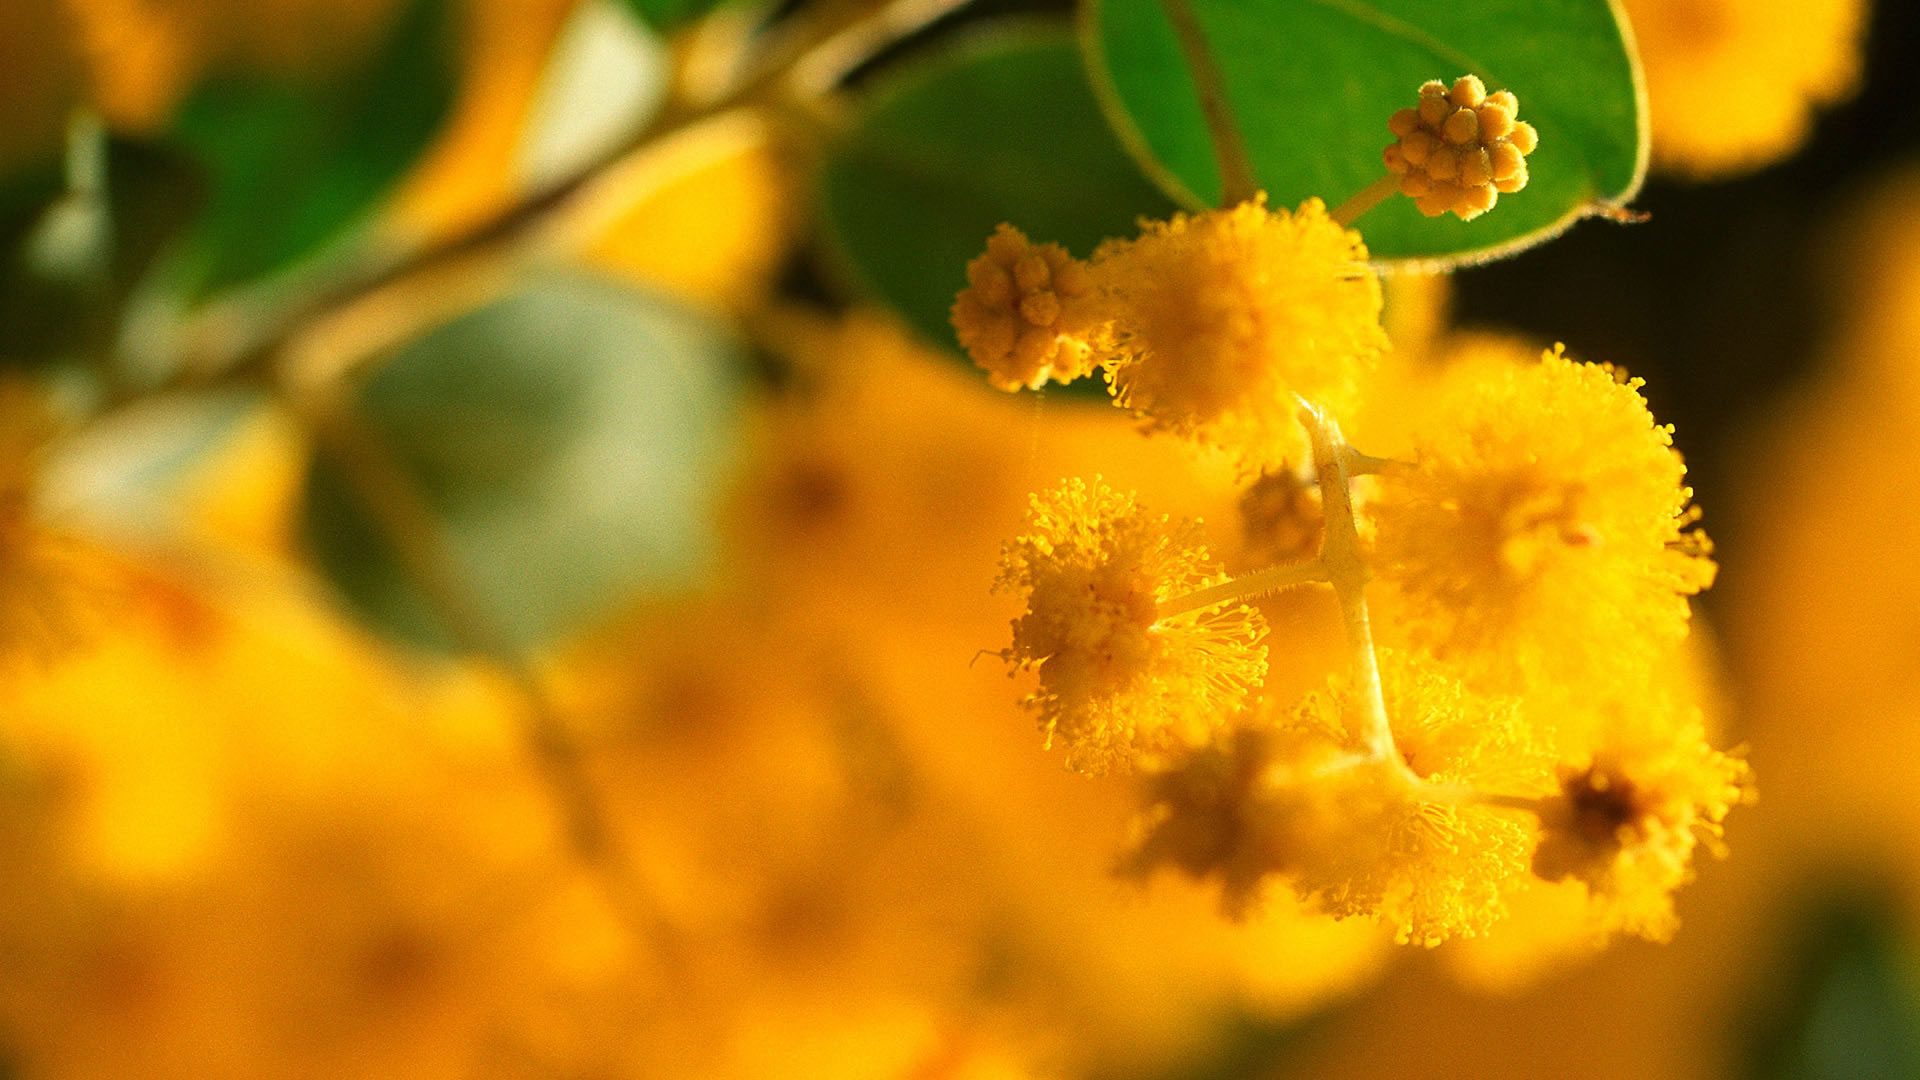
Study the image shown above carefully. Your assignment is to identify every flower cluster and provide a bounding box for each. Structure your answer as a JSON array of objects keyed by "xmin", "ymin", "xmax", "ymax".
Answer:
[
  {"xmin": 1383, "ymin": 76, "xmax": 1539, "ymax": 220},
  {"xmin": 953, "ymin": 196, "xmax": 1385, "ymax": 470},
  {"xmin": 960, "ymin": 80, "xmax": 1747, "ymax": 949}
]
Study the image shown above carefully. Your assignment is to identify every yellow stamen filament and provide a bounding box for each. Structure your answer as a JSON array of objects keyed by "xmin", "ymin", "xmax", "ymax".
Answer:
[{"xmin": 1155, "ymin": 558, "xmax": 1328, "ymax": 621}]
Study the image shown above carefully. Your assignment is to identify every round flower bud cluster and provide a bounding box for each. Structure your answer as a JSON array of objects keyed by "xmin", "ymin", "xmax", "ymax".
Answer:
[
  {"xmin": 951, "ymin": 223, "xmax": 1099, "ymax": 392},
  {"xmin": 952, "ymin": 198, "xmax": 1385, "ymax": 473},
  {"xmin": 1383, "ymin": 76, "xmax": 1539, "ymax": 220}
]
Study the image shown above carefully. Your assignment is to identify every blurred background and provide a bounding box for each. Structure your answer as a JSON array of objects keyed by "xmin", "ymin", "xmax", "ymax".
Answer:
[{"xmin": 1, "ymin": 0, "xmax": 1919, "ymax": 1077}]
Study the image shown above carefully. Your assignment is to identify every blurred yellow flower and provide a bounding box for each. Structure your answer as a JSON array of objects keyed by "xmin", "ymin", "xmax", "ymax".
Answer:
[
  {"xmin": 0, "ymin": 1, "xmax": 92, "ymax": 171},
  {"xmin": 60, "ymin": 0, "xmax": 398, "ymax": 131},
  {"xmin": 571, "ymin": 110, "xmax": 795, "ymax": 312},
  {"xmin": 1622, "ymin": 0, "xmax": 1868, "ymax": 177}
]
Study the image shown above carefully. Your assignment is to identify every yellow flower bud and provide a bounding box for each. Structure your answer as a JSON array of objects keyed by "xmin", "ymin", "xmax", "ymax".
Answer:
[
  {"xmin": 1449, "ymin": 74, "xmax": 1487, "ymax": 108},
  {"xmin": 1382, "ymin": 76, "xmax": 1541, "ymax": 221},
  {"xmin": 951, "ymin": 224, "xmax": 1098, "ymax": 392},
  {"xmin": 1442, "ymin": 106, "xmax": 1479, "ymax": 145}
]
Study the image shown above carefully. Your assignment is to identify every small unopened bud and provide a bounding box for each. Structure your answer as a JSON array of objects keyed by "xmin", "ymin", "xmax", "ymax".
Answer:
[{"xmin": 1382, "ymin": 76, "xmax": 1542, "ymax": 221}]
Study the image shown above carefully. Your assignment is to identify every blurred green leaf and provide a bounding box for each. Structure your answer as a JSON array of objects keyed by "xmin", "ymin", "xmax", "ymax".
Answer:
[
  {"xmin": 1744, "ymin": 889, "xmax": 1920, "ymax": 1080},
  {"xmin": 1095, "ymin": 1009, "xmax": 1335, "ymax": 1080},
  {"xmin": 301, "ymin": 273, "xmax": 744, "ymax": 653},
  {"xmin": 1081, "ymin": 0, "xmax": 1646, "ymax": 266},
  {"xmin": 1, "ymin": 139, "xmax": 202, "ymax": 371},
  {"xmin": 818, "ymin": 26, "xmax": 1177, "ymax": 352},
  {"xmin": 44, "ymin": 388, "xmax": 262, "ymax": 537},
  {"xmin": 170, "ymin": 0, "xmax": 456, "ymax": 296},
  {"xmin": 617, "ymin": 0, "xmax": 727, "ymax": 33}
]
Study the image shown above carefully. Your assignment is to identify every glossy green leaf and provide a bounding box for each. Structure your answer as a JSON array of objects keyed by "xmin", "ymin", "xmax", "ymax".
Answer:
[
  {"xmin": 1082, "ymin": 0, "xmax": 1647, "ymax": 265},
  {"xmin": 301, "ymin": 274, "xmax": 744, "ymax": 653},
  {"xmin": 170, "ymin": 0, "xmax": 456, "ymax": 295},
  {"xmin": 819, "ymin": 27, "xmax": 1178, "ymax": 350},
  {"xmin": 617, "ymin": 0, "xmax": 727, "ymax": 33}
]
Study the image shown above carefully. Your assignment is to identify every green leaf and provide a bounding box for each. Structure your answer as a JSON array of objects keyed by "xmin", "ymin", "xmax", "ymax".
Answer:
[
  {"xmin": 44, "ymin": 388, "xmax": 262, "ymax": 537},
  {"xmin": 1082, "ymin": 0, "xmax": 1647, "ymax": 266},
  {"xmin": 1743, "ymin": 890, "xmax": 1920, "ymax": 1080},
  {"xmin": 0, "ymin": 138, "xmax": 202, "ymax": 371},
  {"xmin": 617, "ymin": 0, "xmax": 727, "ymax": 33},
  {"xmin": 818, "ymin": 26, "xmax": 1178, "ymax": 351},
  {"xmin": 170, "ymin": 0, "xmax": 457, "ymax": 295},
  {"xmin": 301, "ymin": 273, "xmax": 744, "ymax": 653}
]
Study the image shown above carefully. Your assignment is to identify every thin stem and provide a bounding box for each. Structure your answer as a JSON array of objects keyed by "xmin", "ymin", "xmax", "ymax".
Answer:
[
  {"xmin": 1341, "ymin": 447, "xmax": 1406, "ymax": 477},
  {"xmin": 1297, "ymin": 396, "xmax": 1405, "ymax": 772},
  {"xmin": 101, "ymin": 0, "xmax": 957, "ymax": 417},
  {"xmin": 1330, "ymin": 172, "xmax": 1400, "ymax": 228},
  {"xmin": 1408, "ymin": 782, "xmax": 1548, "ymax": 817},
  {"xmin": 1473, "ymin": 790, "xmax": 1548, "ymax": 814},
  {"xmin": 1156, "ymin": 559, "xmax": 1327, "ymax": 621},
  {"xmin": 789, "ymin": 0, "xmax": 975, "ymax": 96},
  {"xmin": 1158, "ymin": 0, "xmax": 1259, "ymax": 207}
]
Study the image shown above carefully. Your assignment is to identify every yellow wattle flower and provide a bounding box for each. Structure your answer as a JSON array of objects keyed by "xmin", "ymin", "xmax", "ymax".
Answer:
[
  {"xmin": 1088, "ymin": 195, "xmax": 1386, "ymax": 470},
  {"xmin": 1623, "ymin": 0, "xmax": 1866, "ymax": 178},
  {"xmin": 1531, "ymin": 719, "xmax": 1751, "ymax": 942},
  {"xmin": 1370, "ymin": 344, "xmax": 1715, "ymax": 690},
  {"xmin": 1126, "ymin": 651, "xmax": 1546, "ymax": 947},
  {"xmin": 996, "ymin": 478, "xmax": 1268, "ymax": 775}
]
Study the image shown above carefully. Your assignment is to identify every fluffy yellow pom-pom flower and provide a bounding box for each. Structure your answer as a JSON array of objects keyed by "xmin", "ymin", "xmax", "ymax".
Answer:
[
  {"xmin": 951, "ymin": 224, "xmax": 1099, "ymax": 391},
  {"xmin": 1088, "ymin": 196, "xmax": 1385, "ymax": 470},
  {"xmin": 1126, "ymin": 651, "xmax": 1546, "ymax": 946},
  {"xmin": 995, "ymin": 478, "xmax": 1268, "ymax": 775},
  {"xmin": 1370, "ymin": 345, "xmax": 1715, "ymax": 690},
  {"xmin": 1532, "ymin": 718, "xmax": 1751, "ymax": 941}
]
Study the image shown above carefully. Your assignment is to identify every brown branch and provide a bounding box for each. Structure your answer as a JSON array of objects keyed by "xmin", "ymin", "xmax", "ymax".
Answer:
[{"xmin": 108, "ymin": 0, "xmax": 964, "ymax": 417}]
